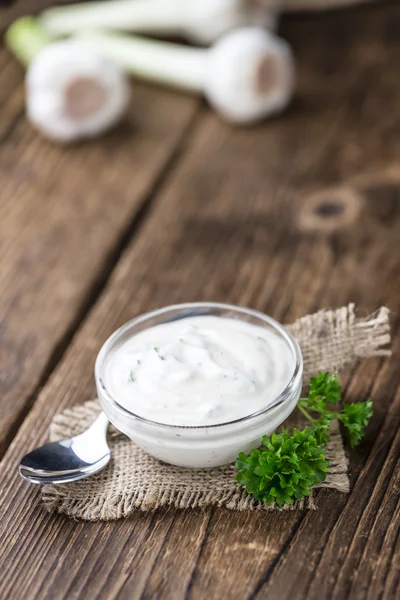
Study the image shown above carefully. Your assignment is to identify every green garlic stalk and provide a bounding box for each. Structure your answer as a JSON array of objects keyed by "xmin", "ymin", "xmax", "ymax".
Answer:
[{"xmin": 41, "ymin": 0, "xmax": 280, "ymax": 45}]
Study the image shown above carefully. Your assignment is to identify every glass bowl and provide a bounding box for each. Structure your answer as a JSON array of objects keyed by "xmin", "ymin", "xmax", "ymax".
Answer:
[{"xmin": 95, "ymin": 303, "xmax": 303, "ymax": 468}]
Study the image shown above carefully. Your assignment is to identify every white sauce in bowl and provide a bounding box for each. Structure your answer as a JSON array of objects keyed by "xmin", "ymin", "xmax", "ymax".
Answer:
[{"xmin": 104, "ymin": 315, "xmax": 294, "ymax": 426}]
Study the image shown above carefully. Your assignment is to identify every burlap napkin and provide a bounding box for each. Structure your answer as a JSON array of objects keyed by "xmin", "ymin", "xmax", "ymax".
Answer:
[{"xmin": 42, "ymin": 305, "xmax": 391, "ymax": 521}]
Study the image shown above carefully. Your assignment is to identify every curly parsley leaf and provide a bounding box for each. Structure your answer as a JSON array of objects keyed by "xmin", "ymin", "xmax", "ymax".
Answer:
[
  {"xmin": 236, "ymin": 427, "xmax": 329, "ymax": 506},
  {"xmin": 236, "ymin": 372, "xmax": 373, "ymax": 506},
  {"xmin": 299, "ymin": 371, "xmax": 372, "ymax": 448},
  {"xmin": 307, "ymin": 371, "xmax": 342, "ymax": 411},
  {"xmin": 340, "ymin": 400, "xmax": 373, "ymax": 447}
]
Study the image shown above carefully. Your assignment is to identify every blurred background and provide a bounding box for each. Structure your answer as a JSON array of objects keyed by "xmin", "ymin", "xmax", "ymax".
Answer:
[
  {"xmin": 1, "ymin": 0, "xmax": 399, "ymax": 451},
  {"xmin": 1, "ymin": 2, "xmax": 400, "ymax": 597}
]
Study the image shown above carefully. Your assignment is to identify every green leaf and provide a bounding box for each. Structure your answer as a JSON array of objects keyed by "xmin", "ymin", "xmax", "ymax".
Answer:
[
  {"xmin": 307, "ymin": 371, "xmax": 342, "ymax": 411},
  {"xmin": 235, "ymin": 427, "xmax": 329, "ymax": 506},
  {"xmin": 339, "ymin": 400, "xmax": 373, "ymax": 447},
  {"xmin": 235, "ymin": 372, "xmax": 374, "ymax": 506}
]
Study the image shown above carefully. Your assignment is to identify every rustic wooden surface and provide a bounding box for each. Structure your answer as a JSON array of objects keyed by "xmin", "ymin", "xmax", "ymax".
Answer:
[{"xmin": 0, "ymin": 2, "xmax": 399, "ymax": 599}]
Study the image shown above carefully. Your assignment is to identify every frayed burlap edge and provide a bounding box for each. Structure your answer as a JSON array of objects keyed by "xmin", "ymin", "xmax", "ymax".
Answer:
[
  {"xmin": 42, "ymin": 305, "xmax": 391, "ymax": 521},
  {"xmin": 42, "ymin": 411, "xmax": 348, "ymax": 519},
  {"xmin": 286, "ymin": 304, "xmax": 391, "ymax": 379}
]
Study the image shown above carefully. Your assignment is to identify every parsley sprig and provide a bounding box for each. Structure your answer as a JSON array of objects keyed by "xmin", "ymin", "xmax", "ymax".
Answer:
[
  {"xmin": 236, "ymin": 371, "xmax": 373, "ymax": 506},
  {"xmin": 297, "ymin": 371, "xmax": 373, "ymax": 448},
  {"xmin": 236, "ymin": 427, "xmax": 329, "ymax": 506}
]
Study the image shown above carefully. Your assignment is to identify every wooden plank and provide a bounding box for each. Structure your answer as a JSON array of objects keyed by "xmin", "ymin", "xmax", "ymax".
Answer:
[
  {"xmin": 1, "ymin": 3, "xmax": 400, "ymax": 599},
  {"xmin": 0, "ymin": 47, "xmax": 25, "ymax": 140},
  {"xmin": 343, "ymin": 431, "xmax": 400, "ymax": 600},
  {"xmin": 303, "ymin": 364, "xmax": 400, "ymax": 600},
  {"xmin": 0, "ymin": 57, "xmax": 199, "ymax": 455},
  {"xmin": 252, "ymin": 354, "xmax": 400, "ymax": 600}
]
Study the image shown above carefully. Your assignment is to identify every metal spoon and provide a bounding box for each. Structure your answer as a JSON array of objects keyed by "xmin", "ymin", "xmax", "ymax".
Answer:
[{"xmin": 18, "ymin": 412, "xmax": 110, "ymax": 485}]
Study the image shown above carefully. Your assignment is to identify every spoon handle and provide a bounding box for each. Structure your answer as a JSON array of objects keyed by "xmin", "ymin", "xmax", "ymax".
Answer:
[{"xmin": 87, "ymin": 411, "xmax": 110, "ymax": 435}]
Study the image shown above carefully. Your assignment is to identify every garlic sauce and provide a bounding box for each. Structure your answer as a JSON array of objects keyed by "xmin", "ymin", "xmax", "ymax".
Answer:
[{"xmin": 104, "ymin": 315, "xmax": 294, "ymax": 427}]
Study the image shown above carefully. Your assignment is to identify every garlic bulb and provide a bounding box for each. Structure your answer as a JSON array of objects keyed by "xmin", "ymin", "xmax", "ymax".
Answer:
[
  {"xmin": 27, "ymin": 40, "xmax": 130, "ymax": 142},
  {"xmin": 6, "ymin": 17, "xmax": 130, "ymax": 143},
  {"xmin": 205, "ymin": 27, "xmax": 294, "ymax": 124}
]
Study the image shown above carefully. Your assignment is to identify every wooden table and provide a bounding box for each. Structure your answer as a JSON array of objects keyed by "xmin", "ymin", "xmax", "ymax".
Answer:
[{"xmin": 0, "ymin": 2, "xmax": 399, "ymax": 599}]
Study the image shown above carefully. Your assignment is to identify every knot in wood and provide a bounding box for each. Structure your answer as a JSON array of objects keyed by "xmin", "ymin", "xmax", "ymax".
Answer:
[{"xmin": 298, "ymin": 187, "xmax": 363, "ymax": 233}]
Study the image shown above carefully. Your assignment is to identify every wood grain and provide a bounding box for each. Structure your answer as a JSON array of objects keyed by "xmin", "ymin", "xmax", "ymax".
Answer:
[
  {"xmin": 1, "ymin": 2, "xmax": 400, "ymax": 599},
  {"xmin": 0, "ymin": 58, "xmax": 199, "ymax": 455}
]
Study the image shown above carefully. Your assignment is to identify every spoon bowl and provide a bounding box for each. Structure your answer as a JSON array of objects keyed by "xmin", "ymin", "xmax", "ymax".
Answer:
[{"xmin": 19, "ymin": 412, "xmax": 110, "ymax": 485}]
